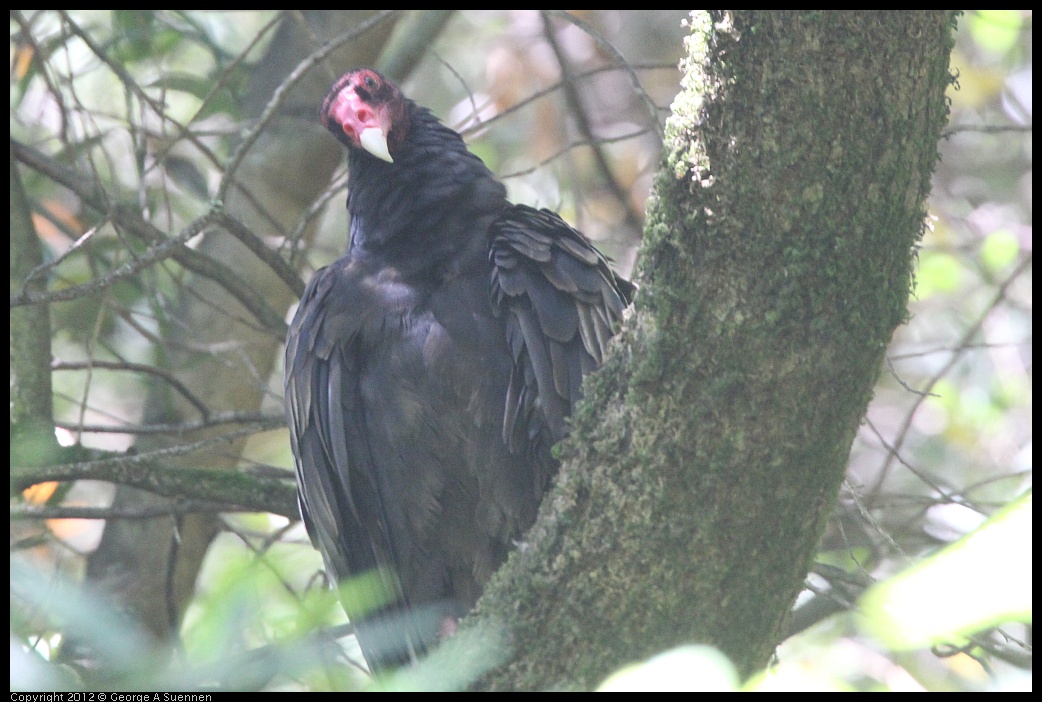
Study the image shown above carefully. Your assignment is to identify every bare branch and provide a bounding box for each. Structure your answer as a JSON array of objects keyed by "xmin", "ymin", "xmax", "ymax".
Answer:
[
  {"xmin": 12, "ymin": 427, "xmax": 297, "ymax": 517},
  {"xmin": 218, "ymin": 10, "xmax": 399, "ymax": 203},
  {"xmin": 541, "ymin": 11, "xmax": 644, "ymax": 237},
  {"xmin": 9, "ymin": 139, "xmax": 288, "ymax": 335},
  {"xmin": 545, "ymin": 10, "xmax": 665, "ymax": 140},
  {"xmin": 55, "ymin": 410, "xmax": 284, "ymax": 436},
  {"xmin": 870, "ymin": 253, "xmax": 1033, "ymax": 495},
  {"xmin": 499, "ymin": 129, "xmax": 651, "ymax": 180},
  {"xmin": 12, "ymin": 500, "xmax": 281, "ymax": 520}
]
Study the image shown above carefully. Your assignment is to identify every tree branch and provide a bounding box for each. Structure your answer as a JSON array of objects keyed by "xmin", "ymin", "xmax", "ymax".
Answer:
[
  {"xmin": 541, "ymin": 11, "xmax": 645, "ymax": 237},
  {"xmin": 9, "ymin": 139, "xmax": 289, "ymax": 335},
  {"xmin": 10, "ymin": 152, "xmax": 55, "ymax": 428},
  {"xmin": 12, "ymin": 435, "xmax": 298, "ymax": 518}
]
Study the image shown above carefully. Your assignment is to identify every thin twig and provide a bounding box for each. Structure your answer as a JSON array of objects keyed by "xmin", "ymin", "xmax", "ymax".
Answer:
[
  {"xmin": 499, "ymin": 129, "xmax": 651, "ymax": 180},
  {"xmin": 148, "ymin": 11, "xmax": 287, "ymax": 170},
  {"xmin": 545, "ymin": 10, "xmax": 665, "ymax": 140},
  {"xmin": 10, "ymin": 140, "xmax": 288, "ymax": 335},
  {"xmin": 219, "ymin": 10, "xmax": 399, "ymax": 203},
  {"xmin": 54, "ymin": 411, "xmax": 284, "ymax": 437},
  {"xmin": 870, "ymin": 254, "xmax": 1032, "ymax": 495},
  {"xmin": 57, "ymin": 10, "xmax": 227, "ymax": 178},
  {"xmin": 943, "ymin": 123, "xmax": 1032, "ymax": 137},
  {"xmin": 52, "ymin": 356, "xmax": 209, "ymax": 418},
  {"xmin": 458, "ymin": 62, "xmax": 677, "ymax": 139},
  {"xmin": 541, "ymin": 11, "xmax": 644, "ymax": 236},
  {"xmin": 218, "ymin": 212, "xmax": 306, "ymax": 298}
]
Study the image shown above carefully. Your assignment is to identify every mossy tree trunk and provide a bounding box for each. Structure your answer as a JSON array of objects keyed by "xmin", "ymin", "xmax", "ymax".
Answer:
[{"xmin": 475, "ymin": 10, "xmax": 957, "ymax": 690}]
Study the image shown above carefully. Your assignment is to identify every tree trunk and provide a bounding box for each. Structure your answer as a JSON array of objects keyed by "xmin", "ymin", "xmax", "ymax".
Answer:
[{"xmin": 475, "ymin": 10, "xmax": 957, "ymax": 689}]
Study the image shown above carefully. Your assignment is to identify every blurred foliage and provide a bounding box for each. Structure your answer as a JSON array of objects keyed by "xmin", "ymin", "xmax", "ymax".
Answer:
[
  {"xmin": 10, "ymin": 10, "xmax": 1031, "ymax": 691},
  {"xmin": 860, "ymin": 491, "xmax": 1031, "ymax": 651}
]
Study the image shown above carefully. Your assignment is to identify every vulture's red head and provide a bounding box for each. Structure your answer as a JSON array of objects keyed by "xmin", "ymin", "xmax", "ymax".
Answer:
[{"xmin": 320, "ymin": 69, "xmax": 410, "ymax": 163}]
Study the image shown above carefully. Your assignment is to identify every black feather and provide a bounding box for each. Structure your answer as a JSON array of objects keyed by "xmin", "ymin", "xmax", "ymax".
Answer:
[{"xmin": 285, "ymin": 69, "xmax": 632, "ymax": 672}]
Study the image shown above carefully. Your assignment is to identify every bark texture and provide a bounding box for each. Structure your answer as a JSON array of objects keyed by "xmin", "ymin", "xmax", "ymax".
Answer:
[{"xmin": 474, "ymin": 10, "xmax": 957, "ymax": 690}]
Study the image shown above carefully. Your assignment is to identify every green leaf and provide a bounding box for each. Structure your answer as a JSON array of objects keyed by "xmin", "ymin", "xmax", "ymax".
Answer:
[
  {"xmin": 915, "ymin": 250, "xmax": 963, "ymax": 298},
  {"xmin": 980, "ymin": 229, "xmax": 1020, "ymax": 273},
  {"xmin": 599, "ymin": 645, "xmax": 739, "ymax": 692},
  {"xmin": 859, "ymin": 491, "xmax": 1032, "ymax": 650},
  {"xmin": 967, "ymin": 11, "xmax": 1022, "ymax": 57},
  {"xmin": 112, "ymin": 10, "xmax": 156, "ymax": 61}
]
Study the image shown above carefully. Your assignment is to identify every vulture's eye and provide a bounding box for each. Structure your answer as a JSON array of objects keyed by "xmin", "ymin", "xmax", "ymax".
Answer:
[{"xmin": 365, "ymin": 75, "xmax": 377, "ymax": 90}]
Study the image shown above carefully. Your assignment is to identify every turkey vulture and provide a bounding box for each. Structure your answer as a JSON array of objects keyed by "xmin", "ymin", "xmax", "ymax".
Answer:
[{"xmin": 284, "ymin": 68, "xmax": 633, "ymax": 671}]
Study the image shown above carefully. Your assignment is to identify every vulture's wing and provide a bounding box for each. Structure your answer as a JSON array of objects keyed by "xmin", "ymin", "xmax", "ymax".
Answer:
[
  {"xmin": 285, "ymin": 262, "xmax": 431, "ymax": 670},
  {"xmin": 489, "ymin": 204, "xmax": 634, "ymax": 473}
]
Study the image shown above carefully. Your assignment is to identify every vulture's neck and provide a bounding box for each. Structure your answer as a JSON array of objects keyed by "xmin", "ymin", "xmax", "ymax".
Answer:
[{"xmin": 345, "ymin": 105, "xmax": 508, "ymax": 280}]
